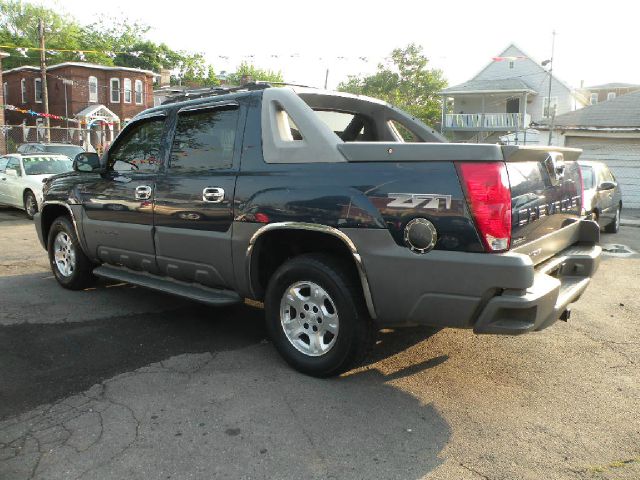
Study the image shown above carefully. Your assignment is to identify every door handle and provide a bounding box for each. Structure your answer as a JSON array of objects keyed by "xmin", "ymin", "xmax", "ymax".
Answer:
[
  {"xmin": 202, "ymin": 187, "xmax": 225, "ymax": 203},
  {"xmin": 135, "ymin": 185, "xmax": 153, "ymax": 200}
]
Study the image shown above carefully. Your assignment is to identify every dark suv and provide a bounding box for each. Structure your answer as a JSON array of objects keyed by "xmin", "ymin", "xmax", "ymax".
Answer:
[{"xmin": 34, "ymin": 86, "xmax": 601, "ymax": 376}]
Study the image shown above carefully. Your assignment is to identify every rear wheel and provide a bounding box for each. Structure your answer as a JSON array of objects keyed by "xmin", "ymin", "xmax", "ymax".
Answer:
[
  {"xmin": 23, "ymin": 190, "xmax": 38, "ymax": 220},
  {"xmin": 604, "ymin": 205, "xmax": 621, "ymax": 233},
  {"xmin": 264, "ymin": 254, "xmax": 375, "ymax": 377},
  {"xmin": 47, "ymin": 216, "xmax": 96, "ymax": 290}
]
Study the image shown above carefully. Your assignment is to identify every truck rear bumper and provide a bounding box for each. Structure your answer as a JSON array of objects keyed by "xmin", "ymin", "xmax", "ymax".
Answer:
[
  {"xmin": 472, "ymin": 243, "xmax": 600, "ymax": 334},
  {"xmin": 342, "ymin": 219, "xmax": 601, "ymax": 334}
]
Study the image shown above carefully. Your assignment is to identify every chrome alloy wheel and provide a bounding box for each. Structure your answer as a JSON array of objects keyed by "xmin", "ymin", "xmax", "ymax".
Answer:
[
  {"xmin": 280, "ymin": 281, "xmax": 339, "ymax": 357},
  {"xmin": 53, "ymin": 231, "xmax": 76, "ymax": 277}
]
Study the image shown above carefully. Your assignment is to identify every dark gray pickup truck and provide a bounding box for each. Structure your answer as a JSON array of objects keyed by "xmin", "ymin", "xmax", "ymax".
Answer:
[{"xmin": 34, "ymin": 85, "xmax": 601, "ymax": 376}]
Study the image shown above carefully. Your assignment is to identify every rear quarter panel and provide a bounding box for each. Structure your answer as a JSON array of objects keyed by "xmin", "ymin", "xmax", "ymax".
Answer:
[{"xmin": 235, "ymin": 161, "xmax": 483, "ymax": 253}]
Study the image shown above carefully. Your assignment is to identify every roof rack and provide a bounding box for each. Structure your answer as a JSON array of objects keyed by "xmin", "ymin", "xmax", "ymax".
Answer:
[
  {"xmin": 161, "ymin": 81, "xmax": 317, "ymax": 105},
  {"xmin": 161, "ymin": 82, "xmax": 270, "ymax": 104}
]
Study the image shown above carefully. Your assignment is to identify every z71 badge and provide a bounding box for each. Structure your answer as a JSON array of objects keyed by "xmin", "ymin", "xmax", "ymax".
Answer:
[{"xmin": 387, "ymin": 193, "xmax": 452, "ymax": 209}]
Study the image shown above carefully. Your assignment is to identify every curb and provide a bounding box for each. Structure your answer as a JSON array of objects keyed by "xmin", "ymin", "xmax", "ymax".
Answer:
[{"xmin": 621, "ymin": 219, "xmax": 640, "ymax": 227}]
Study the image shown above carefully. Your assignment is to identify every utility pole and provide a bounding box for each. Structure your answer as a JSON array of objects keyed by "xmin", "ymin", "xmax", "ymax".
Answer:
[
  {"xmin": 546, "ymin": 30, "xmax": 556, "ymax": 145},
  {"xmin": 324, "ymin": 68, "xmax": 329, "ymax": 89},
  {"xmin": 38, "ymin": 18, "xmax": 51, "ymax": 142},
  {"xmin": 62, "ymin": 79, "xmax": 73, "ymax": 142}
]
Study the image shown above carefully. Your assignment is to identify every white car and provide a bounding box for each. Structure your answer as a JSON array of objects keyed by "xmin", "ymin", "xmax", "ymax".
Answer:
[{"xmin": 0, "ymin": 153, "xmax": 73, "ymax": 219}]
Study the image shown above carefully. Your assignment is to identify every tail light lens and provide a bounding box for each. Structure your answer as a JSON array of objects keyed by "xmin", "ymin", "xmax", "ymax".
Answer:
[{"xmin": 456, "ymin": 162, "xmax": 512, "ymax": 252}]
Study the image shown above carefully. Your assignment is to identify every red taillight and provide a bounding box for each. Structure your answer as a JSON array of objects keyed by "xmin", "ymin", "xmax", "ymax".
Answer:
[{"xmin": 456, "ymin": 162, "xmax": 512, "ymax": 252}]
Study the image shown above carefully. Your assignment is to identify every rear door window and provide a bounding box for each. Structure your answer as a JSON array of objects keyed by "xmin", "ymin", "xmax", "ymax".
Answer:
[{"xmin": 169, "ymin": 106, "xmax": 239, "ymax": 172}]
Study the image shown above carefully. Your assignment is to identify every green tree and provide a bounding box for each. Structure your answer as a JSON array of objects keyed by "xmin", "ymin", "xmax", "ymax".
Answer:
[
  {"xmin": 0, "ymin": 0, "xmax": 84, "ymax": 68},
  {"xmin": 173, "ymin": 53, "xmax": 220, "ymax": 87},
  {"xmin": 227, "ymin": 61, "xmax": 283, "ymax": 85},
  {"xmin": 0, "ymin": 1, "xmax": 220, "ymax": 87},
  {"xmin": 338, "ymin": 44, "xmax": 447, "ymax": 126}
]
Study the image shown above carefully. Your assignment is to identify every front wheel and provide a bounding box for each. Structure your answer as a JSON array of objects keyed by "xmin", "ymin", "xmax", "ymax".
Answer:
[
  {"xmin": 264, "ymin": 254, "xmax": 376, "ymax": 377},
  {"xmin": 604, "ymin": 205, "xmax": 621, "ymax": 233},
  {"xmin": 24, "ymin": 190, "xmax": 38, "ymax": 220},
  {"xmin": 47, "ymin": 216, "xmax": 96, "ymax": 290}
]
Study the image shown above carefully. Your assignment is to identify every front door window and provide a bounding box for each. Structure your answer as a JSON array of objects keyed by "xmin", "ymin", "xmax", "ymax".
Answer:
[{"xmin": 108, "ymin": 118, "xmax": 165, "ymax": 173}]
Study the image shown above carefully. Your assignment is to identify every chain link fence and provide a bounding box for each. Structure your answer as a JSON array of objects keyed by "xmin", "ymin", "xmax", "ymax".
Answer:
[{"xmin": 2, "ymin": 124, "xmax": 117, "ymax": 155}]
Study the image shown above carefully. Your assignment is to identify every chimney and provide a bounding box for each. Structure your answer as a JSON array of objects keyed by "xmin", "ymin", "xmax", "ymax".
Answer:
[{"xmin": 160, "ymin": 68, "xmax": 171, "ymax": 87}]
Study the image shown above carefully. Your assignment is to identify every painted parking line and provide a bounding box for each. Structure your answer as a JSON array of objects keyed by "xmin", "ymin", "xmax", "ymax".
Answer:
[{"xmin": 601, "ymin": 243, "xmax": 637, "ymax": 257}]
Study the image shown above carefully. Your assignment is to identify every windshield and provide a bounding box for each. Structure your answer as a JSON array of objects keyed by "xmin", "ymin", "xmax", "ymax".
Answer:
[
  {"xmin": 22, "ymin": 156, "xmax": 73, "ymax": 175},
  {"xmin": 580, "ymin": 165, "xmax": 595, "ymax": 189},
  {"xmin": 45, "ymin": 145, "xmax": 84, "ymax": 159}
]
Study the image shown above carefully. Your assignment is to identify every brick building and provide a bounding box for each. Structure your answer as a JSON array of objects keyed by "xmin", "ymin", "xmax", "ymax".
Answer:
[
  {"xmin": 0, "ymin": 51, "xmax": 8, "ymax": 154},
  {"xmin": 3, "ymin": 62, "xmax": 156, "ymax": 149},
  {"xmin": 581, "ymin": 83, "xmax": 640, "ymax": 105}
]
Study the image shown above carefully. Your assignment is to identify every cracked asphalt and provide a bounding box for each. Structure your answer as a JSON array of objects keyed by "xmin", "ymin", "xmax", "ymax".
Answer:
[{"xmin": 0, "ymin": 205, "xmax": 638, "ymax": 480}]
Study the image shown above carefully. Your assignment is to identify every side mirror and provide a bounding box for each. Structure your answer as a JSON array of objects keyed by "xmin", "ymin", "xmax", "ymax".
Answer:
[
  {"xmin": 597, "ymin": 181, "xmax": 616, "ymax": 191},
  {"xmin": 73, "ymin": 152, "xmax": 101, "ymax": 173},
  {"xmin": 5, "ymin": 168, "xmax": 18, "ymax": 177}
]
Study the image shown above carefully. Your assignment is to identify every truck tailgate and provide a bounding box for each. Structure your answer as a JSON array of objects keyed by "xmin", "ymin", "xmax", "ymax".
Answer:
[{"xmin": 502, "ymin": 145, "xmax": 584, "ymax": 262}]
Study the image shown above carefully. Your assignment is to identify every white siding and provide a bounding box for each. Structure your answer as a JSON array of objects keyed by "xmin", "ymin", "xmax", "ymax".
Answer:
[
  {"xmin": 564, "ymin": 135, "xmax": 640, "ymax": 208},
  {"xmin": 473, "ymin": 45, "xmax": 576, "ymax": 122}
]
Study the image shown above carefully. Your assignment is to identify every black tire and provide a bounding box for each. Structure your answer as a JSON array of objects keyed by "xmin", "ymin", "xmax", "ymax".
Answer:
[
  {"xmin": 264, "ymin": 253, "xmax": 376, "ymax": 377},
  {"xmin": 604, "ymin": 205, "xmax": 621, "ymax": 233},
  {"xmin": 23, "ymin": 190, "xmax": 38, "ymax": 220},
  {"xmin": 47, "ymin": 216, "xmax": 96, "ymax": 290}
]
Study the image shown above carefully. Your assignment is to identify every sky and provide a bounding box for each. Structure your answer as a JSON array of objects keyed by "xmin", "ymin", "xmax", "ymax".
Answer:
[{"xmin": 37, "ymin": 0, "xmax": 638, "ymax": 90}]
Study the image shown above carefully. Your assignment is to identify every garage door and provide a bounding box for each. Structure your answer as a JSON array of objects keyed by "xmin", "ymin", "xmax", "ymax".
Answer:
[{"xmin": 565, "ymin": 136, "xmax": 640, "ymax": 208}]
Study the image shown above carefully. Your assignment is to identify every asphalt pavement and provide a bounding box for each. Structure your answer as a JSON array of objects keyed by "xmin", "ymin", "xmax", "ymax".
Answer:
[{"xmin": 0, "ymin": 205, "xmax": 638, "ymax": 480}]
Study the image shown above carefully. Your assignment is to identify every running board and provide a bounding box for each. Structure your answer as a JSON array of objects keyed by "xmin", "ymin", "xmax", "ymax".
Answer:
[{"xmin": 93, "ymin": 265, "xmax": 242, "ymax": 306}]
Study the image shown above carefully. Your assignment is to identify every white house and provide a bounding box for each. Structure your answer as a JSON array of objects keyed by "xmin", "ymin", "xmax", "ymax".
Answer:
[
  {"xmin": 537, "ymin": 91, "xmax": 640, "ymax": 208},
  {"xmin": 440, "ymin": 44, "xmax": 587, "ymax": 143}
]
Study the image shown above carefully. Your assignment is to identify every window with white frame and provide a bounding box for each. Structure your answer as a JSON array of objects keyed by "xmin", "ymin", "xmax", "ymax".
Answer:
[
  {"xmin": 2, "ymin": 82, "xmax": 7, "ymax": 101},
  {"xmin": 134, "ymin": 79, "xmax": 143, "ymax": 105},
  {"xmin": 607, "ymin": 92, "xmax": 616, "ymax": 101},
  {"xmin": 542, "ymin": 96, "xmax": 558, "ymax": 118},
  {"xmin": 88, "ymin": 76, "xmax": 98, "ymax": 103},
  {"xmin": 34, "ymin": 78, "xmax": 43, "ymax": 103},
  {"xmin": 590, "ymin": 93, "xmax": 598, "ymax": 105},
  {"xmin": 21, "ymin": 78, "xmax": 27, "ymax": 103},
  {"xmin": 110, "ymin": 78, "xmax": 121, "ymax": 103},
  {"xmin": 124, "ymin": 78, "xmax": 132, "ymax": 103}
]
